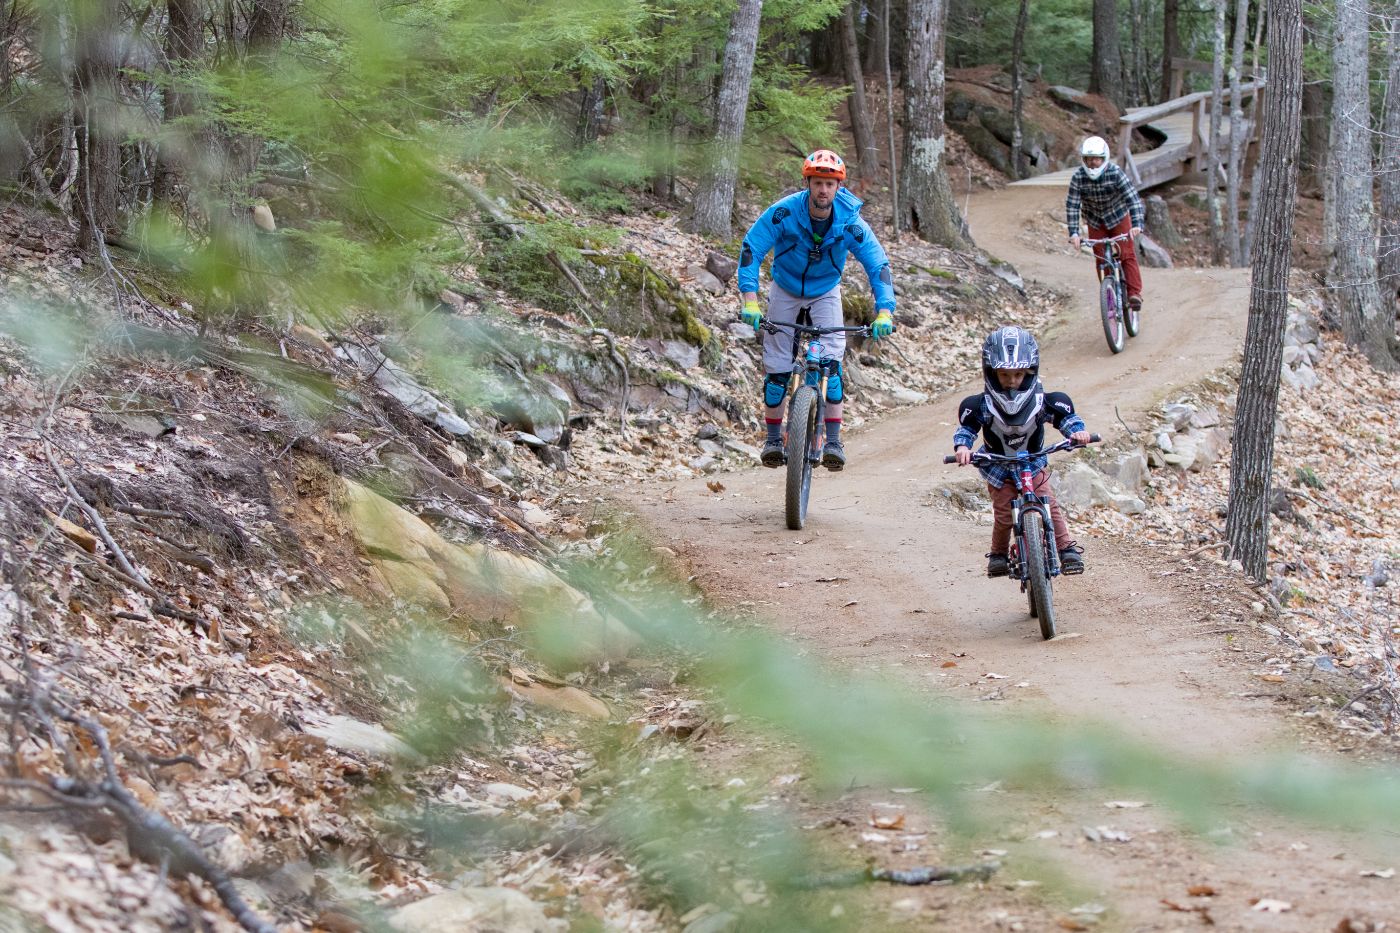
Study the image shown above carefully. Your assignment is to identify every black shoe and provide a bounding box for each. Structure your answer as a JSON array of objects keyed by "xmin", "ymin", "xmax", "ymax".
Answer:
[
  {"xmin": 1059, "ymin": 542, "xmax": 1085, "ymax": 575},
  {"xmin": 986, "ymin": 552, "xmax": 1009, "ymax": 578},
  {"xmin": 821, "ymin": 440, "xmax": 846, "ymax": 471},
  {"xmin": 1128, "ymin": 296, "xmax": 1142, "ymax": 312},
  {"xmin": 760, "ymin": 438, "xmax": 786, "ymax": 467}
]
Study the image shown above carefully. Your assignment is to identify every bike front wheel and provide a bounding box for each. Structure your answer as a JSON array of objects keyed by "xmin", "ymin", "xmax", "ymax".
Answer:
[
  {"xmin": 784, "ymin": 386, "xmax": 817, "ymax": 530},
  {"xmin": 1022, "ymin": 516, "xmax": 1057, "ymax": 639},
  {"xmin": 1100, "ymin": 275, "xmax": 1125, "ymax": 354}
]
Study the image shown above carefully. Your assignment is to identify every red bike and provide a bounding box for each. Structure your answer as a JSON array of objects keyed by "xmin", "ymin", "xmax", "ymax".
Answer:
[
  {"xmin": 944, "ymin": 435, "xmax": 1099, "ymax": 639},
  {"xmin": 1081, "ymin": 234, "xmax": 1139, "ymax": 354}
]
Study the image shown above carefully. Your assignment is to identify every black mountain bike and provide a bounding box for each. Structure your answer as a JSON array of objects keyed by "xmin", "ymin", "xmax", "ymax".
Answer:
[
  {"xmin": 1082, "ymin": 234, "xmax": 1139, "ymax": 354},
  {"xmin": 944, "ymin": 435, "xmax": 1099, "ymax": 639},
  {"xmin": 759, "ymin": 318, "xmax": 874, "ymax": 530}
]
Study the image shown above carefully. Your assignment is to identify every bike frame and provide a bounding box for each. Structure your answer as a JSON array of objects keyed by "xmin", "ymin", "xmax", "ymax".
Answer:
[
  {"xmin": 760, "ymin": 318, "xmax": 869, "ymax": 466},
  {"xmin": 1084, "ymin": 234, "xmax": 1129, "ymax": 290}
]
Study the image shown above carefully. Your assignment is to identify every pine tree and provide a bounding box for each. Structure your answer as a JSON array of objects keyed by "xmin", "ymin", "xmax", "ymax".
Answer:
[{"xmin": 689, "ymin": 0, "xmax": 764, "ymax": 238}]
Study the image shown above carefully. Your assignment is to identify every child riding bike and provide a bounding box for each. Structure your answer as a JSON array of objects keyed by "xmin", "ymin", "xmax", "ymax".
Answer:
[
  {"xmin": 952, "ymin": 327, "xmax": 1093, "ymax": 577},
  {"xmin": 1066, "ymin": 136, "xmax": 1146, "ymax": 316},
  {"xmin": 737, "ymin": 149, "xmax": 896, "ymax": 472}
]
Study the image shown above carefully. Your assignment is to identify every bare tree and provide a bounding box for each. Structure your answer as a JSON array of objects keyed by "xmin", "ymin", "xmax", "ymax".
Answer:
[
  {"xmin": 154, "ymin": 0, "xmax": 203, "ymax": 207},
  {"xmin": 1331, "ymin": 0, "xmax": 1396, "ymax": 368},
  {"xmin": 1380, "ymin": 4, "xmax": 1400, "ymax": 307},
  {"xmin": 839, "ymin": 3, "xmax": 878, "ymax": 182},
  {"xmin": 899, "ymin": 0, "xmax": 970, "ymax": 248},
  {"xmin": 1160, "ymin": 0, "xmax": 1181, "ymax": 101},
  {"xmin": 1223, "ymin": 0, "xmax": 1303, "ymax": 582},
  {"xmin": 75, "ymin": 0, "xmax": 122, "ymax": 250},
  {"xmin": 1242, "ymin": 0, "xmax": 1269, "ymax": 263},
  {"xmin": 1224, "ymin": 0, "xmax": 1249, "ymax": 266},
  {"xmin": 1205, "ymin": 0, "xmax": 1226, "ymax": 264},
  {"xmin": 689, "ymin": 0, "xmax": 763, "ymax": 238},
  {"xmin": 882, "ymin": 0, "xmax": 899, "ymax": 233},
  {"xmin": 1010, "ymin": 0, "xmax": 1031, "ymax": 179},
  {"xmin": 1090, "ymin": 0, "xmax": 1125, "ymax": 108}
]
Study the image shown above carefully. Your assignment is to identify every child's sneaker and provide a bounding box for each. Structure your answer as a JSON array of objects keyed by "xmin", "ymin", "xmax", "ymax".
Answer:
[
  {"xmin": 1059, "ymin": 542, "xmax": 1085, "ymax": 574},
  {"xmin": 986, "ymin": 552, "xmax": 1009, "ymax": 577}
]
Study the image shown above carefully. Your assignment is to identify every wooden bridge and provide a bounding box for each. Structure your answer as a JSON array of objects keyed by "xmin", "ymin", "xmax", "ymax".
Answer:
[{"xmin": 1011, "ymin": 58, "xmax": 1266, "ymax": 191}]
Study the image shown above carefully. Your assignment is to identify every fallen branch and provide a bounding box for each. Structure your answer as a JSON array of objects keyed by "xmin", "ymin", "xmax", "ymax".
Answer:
[
  {"xmin": 789, "ymin": 861, "xmax": 999, "ymax": 889},
  {"xmin": 1181, "ymin": 540, "xmax": 1228, "ymax": 559},
  {"xmin": 44, "ymin": 440, "xmax": 154, "ymax": 593}
]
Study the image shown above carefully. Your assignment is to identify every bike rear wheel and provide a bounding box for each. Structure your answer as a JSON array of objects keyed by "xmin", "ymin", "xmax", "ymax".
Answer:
[
  {"xmin": 1023, "ymin": 516, "xmax": 1057, "ymax": 639},
  {"xmin": 1122, "ymin": 276, "xmax": 1140, "ymax": 337},
  {"xmin": 1100, "ymin": 275, "xmax": 1125, "ymax": 354},
  {"xmin": 785, "ymin": 386, "xmax": 817, "ymax": 530}
]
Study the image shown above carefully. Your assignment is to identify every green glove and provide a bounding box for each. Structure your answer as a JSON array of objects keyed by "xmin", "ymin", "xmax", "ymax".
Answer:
[
  {"xmin": 741, "ymin": 299, "xmax": 763, "ymax": 332},
  {"xmin": 870, "ymin": 310, "xmax": 895, "ymax": 340}
]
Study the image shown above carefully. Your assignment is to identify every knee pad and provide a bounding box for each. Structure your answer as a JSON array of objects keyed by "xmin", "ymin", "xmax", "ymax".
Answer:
[
  {"xmin": 823, "ymin": 360, "xmax": 843, "ymax": 403},
  {"xmin": 763, "ymin": 372, "xmax": 791, "ymax": 408}
]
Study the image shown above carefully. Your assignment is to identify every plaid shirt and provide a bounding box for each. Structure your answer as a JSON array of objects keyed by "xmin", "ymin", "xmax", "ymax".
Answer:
[{"xmin": 1065, "ymin": 163, "xmax": 1144, "ymax": 237}]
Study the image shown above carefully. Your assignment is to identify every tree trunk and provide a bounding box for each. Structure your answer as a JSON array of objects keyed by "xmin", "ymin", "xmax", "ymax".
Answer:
[
  {"xmin": 1379, "ymin": 5, "xmax": 1400, "ymax": 308},
  {"xmin": 882, "ymin": 0, "xmax": 899, "ymax": 234},
  {"xmin": 899, "ymin": 0, "xmax": 970, "ymax": 248},
  {"xmin": 1145, "ymin": 195, "xmax": 1184, "ymax": 249},
  {"xmin": 1205, "ymin": 0, "xmax": 1226, "ymax": 265},
  {"xmin": 839, "ymin": 4, "xmax": 878, "ymax": 182},
  {"xmin": 864, "ymin": 0, "xmax": 886, "ymax": 75},
  {"xmin": 575, "ymin": 76, "xmax": 607, "ymax": 146},
  {"xmin": 1224, "ymin": 0, "xmax": 1249, "ymax": 266},
  {"xmin": 1160, "ymin": 0, "xmax": 1181, "ymax": 101},
  {"xmin": 75, "ymin": 0, "xmax": 122, "ymax": 251},
  {"xmin": 1128, "ymin": 0, "xmax": 1146, "ymax": 106},
  {"xmin": 1090, "ymin": 0, "xmax": 1125, "ymax": 108},
  {"xmin": 688, "ymin": 0, "xmax": 762, "ymax": 238},
  {"xmin": 1224, "ymin": 0, "xmax": 1303, "ymax": 582},
  {"xmin": 1242, "ymin": 0, "xmax": 1269, "ymax": 263},
  {"xmin": 1330, "ymin": 0, "xmax": 1396, "ymax": 368},
  {"xmin": 154, "ymin": 0, "xmax": 203, "ymax": 207},
  {"xmin": 1009, "ymin": 0, "xmax": 1030, "ymax": 179}
]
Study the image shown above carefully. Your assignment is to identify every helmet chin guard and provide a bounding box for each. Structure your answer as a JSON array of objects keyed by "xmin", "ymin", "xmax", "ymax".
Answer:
[
  {"xmin": 1080, "ymin": 135, "xmax": 1110, "ymax": 180},
  {"xmin": 981, "ymin": 326, "xmax": 1043, "ymax": 426}
]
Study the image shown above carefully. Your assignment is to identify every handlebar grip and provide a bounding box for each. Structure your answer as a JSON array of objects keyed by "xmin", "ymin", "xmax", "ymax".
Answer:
[
  {"xmin": 1089, "ymin": 433, "xmax": 1101, "ymax": 443},
  {"xmin": 942, "ymin": 455, "xmax": 957, "ymax": 464}
]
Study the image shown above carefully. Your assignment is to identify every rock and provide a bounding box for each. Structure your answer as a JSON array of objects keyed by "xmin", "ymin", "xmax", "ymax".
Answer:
[
  {"xmin": 1110, "ymin": 492, "xmax": 1146, "ymax": 515},
  {"xmin": 683, "ymin": 911, "xmax": 739, "ymax": 933},
  {"xmin": 1048, "ymin": 85, "xmax": 1094, "ymax": 112},
  {"xmin": 895, "ymin": 308, "xmax": 925, "ymax": 328},
  {"xmin": 509, "ymin": 431, "xmax": 547, "ymax": 449},
  {"xmin": 981, "ymin": 256, "xmax": 1026, "ymax": 295},
  {"xmin": 331, "ymin": 432, "xmax": 362, "ymax": 445},
  {"xmin": 251, "ymin": 202, "xmax": 276, "ymax": 232},
  {"xmin": 501, "ymin": 676, "xmax": 611, "ymax": 719},
  {"xmin": 304, "ymin": 714, "xmax": 418, "ymax": 759},
  {"xmin": 689, "ymin": 454, "xmax": 718, "ymax": 473},
  {"xmin": 341, "ymin": 479, "xmax": 636, "ymax": 662},
  {"xmin": 45, "ymin": 511, "xmax": 97, "ymax": 554},
  {"xmin": 1137, "ymin": 234, "xmax": 1173, "ymax": 269},
  {"xmin": 706, "ymin": 250, "xmax": 738, "ymax": 284},
  {"xmin": 694, "ymin": 268, "xmax": 726, "ymax": 296},
  {"xmin": 697, "ymin": 439, "xmax": 724, "ymax": 456},
  {"xmin": 1189, "ymin": 405, "xmax": 1221, "ymax": 429},
  {"xmin": 1103, "ymin": 449, "xmax": 1150, "ymax": 493},
  {"xmin": 1155, "ymin": 432, "xmax": 1174, "ymax": 453},
  {"xmin": 1280, "ymin": 360, "xmax": 1319, "ymax": 392},
  {"xmin": 1164, "ymin": 402, "xmax": 1195, "ymax": 431},
  {"xmin": 696, "ymin": 422, "xmax": 720, "ymax": 440},
  {"xmin": 518, "ymin": 501, "xmax": 553, "ymax": 527},
  {"xmin": 727, "ymin": 322, "xmax": 757, "ymax": 341},
  {"xmin": 1052, "ymin": 461, "xmax": 1119, "ymax": 511},
  {"xmin": 1364, "ymin": 558, "xmax": 1391, "ymax": 589},
  {"xmin": 1144, "ymin": 195, "xmax": 1185, "ymax": 249},
  {"xmin": 338, "ymin": 345, "xmax": 478, "ymax": 438},
  {"xmin": 484, "ymin": 783, "xmax": 536, "ymax": 802},
  {"xmin": 1162, "ymin": 433, "xmax": 1198, "ymax": 471},
  {"xmin": 290, "ymin": 323, "xmax": 334, "ymax": 353},
  {"xmin": 94, "ymin": 411, "xmax": 177, "ymax": 439},
  {"xmin": 535, "ymin": 445, "xmax": 571, "ymax": 473},
  {"xmin": 889, "ymin": 386, "xmax": 930, "ymax": 405},
  {"xmin": 660, "ymin": 339, "xmax": 701, "ymax": 370},
  {"xmin": 953, "ymin": 122, "xmax": 1013, "ymax": 175},
  {"xmin": 721, "ymin": 437, "xmax": 760, "ymax": 458},
  {"xmin": 389, "ymin": 887, "xmax": 551, "ymax": 933}
]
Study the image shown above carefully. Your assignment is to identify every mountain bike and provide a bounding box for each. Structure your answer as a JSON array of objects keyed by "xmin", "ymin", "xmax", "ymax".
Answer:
[
  {"xmin": 759, "ymin": 318, "xmax": 875, "ymax": 530},
  {"xmin": 943, "ymin": 435, "xmax": 1099, "ymax": 639},
  {"xmin": 1081, "ymin": 234, "xmax": 1139, "ymax": 354}
]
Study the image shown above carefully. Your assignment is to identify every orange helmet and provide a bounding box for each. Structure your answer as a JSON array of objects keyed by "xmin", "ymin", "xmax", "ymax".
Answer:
[{"xmin": 802, "ymin": 149, "xmax": 846, "ymax": 180}]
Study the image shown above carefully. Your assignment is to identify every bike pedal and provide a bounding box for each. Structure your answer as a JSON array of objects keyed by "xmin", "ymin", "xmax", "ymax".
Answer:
[{"xmin": 1060, "ymin": 565, "xmax": 1085, "ymax": 576}]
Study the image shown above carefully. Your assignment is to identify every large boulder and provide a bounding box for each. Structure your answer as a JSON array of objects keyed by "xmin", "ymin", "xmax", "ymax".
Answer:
[
  {"xmin": 1137, "ymin": 234, "xmax": 1173, "ymax": 269},
  {"xmin": 341, "ymin": 479, "xmax": 636, "ymax": 662},
  {"xmin": 953, "ymin": 122, "xmax": 1013, "ymax": 176},
  {"xmin": 1053, "ymin": 461, "xmax": 1145, "ymax": 515},
  {"xmin": 1102, "ymin": 449, "xmax": 1150, "ymax": 494}
]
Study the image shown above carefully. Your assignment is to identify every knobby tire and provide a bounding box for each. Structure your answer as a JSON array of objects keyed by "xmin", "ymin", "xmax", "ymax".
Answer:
[
  {"xmin": 1100, "ymin": 274, "xmax": 1125, "ymax": 354},
  {"xmin": 1023, "ymin": 515, "xmax": 1057, "ymax": 639},
  {"xmin": 785, "ymin": 386, "xmax": 817, "ymax": 530}
]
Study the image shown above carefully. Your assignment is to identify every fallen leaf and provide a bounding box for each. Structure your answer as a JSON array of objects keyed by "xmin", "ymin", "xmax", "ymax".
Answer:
[
  {"xmin": 870, "ymin": 812, "xmax": 905, "ymax": 830},
  {"xmin": 941, "ymin": 661, "xmax": 958, "ymax": 668},
  {"xmin": 983, "ymin": 672, "xmax": 1008, "ymax": 680},
  {"xmin": 706, "ymin": 480, "xmax": 725, "ymax": 493},
  {"xmin": 1359, "ymin": 868, "xmax": 1395, "ymax": 879},
  {"xmin": 1056, "ymin": 919, "xmax": 1089, "ymax": 931},
  {"xmin": 1259, "ymin": 673, "xmax": 1286, "ymax": 683},
  {"xmin": 1187, "ymin": 884, "xmax": 1217, "ymax": 897}
]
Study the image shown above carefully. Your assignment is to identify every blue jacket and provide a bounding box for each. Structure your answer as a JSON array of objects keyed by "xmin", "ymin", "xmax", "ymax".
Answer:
[{"xmin": 737, "ymin": 187, "xmax": 896, "ymax": 311}]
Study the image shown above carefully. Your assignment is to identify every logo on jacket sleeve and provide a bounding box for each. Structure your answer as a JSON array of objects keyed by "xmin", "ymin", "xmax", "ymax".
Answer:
[
  {"xmin": 879, "ymin": 266, "xmax": 892, "ymax": 286},
  {"xmin": 846, "ymin": 223, "xmax": 865, "ymax": 243},
  {"xmin": 741, "ymin": 243, "xmax": 753, "ymax": 267},
  {"xmin": 772, "ymin": 207, "xmax": 790, "ymax": 224}
]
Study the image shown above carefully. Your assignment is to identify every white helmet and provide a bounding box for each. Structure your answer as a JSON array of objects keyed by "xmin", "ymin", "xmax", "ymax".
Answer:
[{"xmin": 1080, "ymin": 136, "xmax": 1110, "ymax": 180}]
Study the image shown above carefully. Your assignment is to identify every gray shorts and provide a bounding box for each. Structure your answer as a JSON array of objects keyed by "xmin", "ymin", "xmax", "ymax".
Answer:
[{"xmin": 762, "ymin": 283, "xmax": 844, "ymax": 374}]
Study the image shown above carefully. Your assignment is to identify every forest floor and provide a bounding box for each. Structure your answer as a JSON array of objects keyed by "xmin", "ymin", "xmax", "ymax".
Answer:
[{"xmin": 615, "ymin": 186, "xmax": 1400, "ymax": 932}]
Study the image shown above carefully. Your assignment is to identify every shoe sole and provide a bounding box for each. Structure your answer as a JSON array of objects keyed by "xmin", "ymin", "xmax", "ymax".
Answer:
[
  {"xmin": 821, "ymin": 455, "xmax": 845, "ymax": 472},
  {"xmin": 1061, "ymin": 565, "xmax": 1085, "ymax": 575},
  {"xmin": 761, "ymin": 454, "xmax": 786, "ymax": 468}
]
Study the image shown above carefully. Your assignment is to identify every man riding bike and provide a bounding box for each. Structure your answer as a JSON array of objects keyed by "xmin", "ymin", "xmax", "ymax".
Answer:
[
  {"xmin": 1066, "ymin": 136, "xmax": 1145, "ymax": 316},
  {"xmin": 737, "ymin": 149, "xmax": 896, "ymax": 471}
]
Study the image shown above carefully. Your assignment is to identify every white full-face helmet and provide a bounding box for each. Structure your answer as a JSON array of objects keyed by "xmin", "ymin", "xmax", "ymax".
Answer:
[{"xmin": 1080, "ymin": 136, "xmax": 1111, "ymax": 180}]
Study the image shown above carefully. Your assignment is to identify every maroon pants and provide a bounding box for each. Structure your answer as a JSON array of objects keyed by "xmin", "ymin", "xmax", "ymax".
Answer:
[
  {"xmin": 989, "ymin": 470, "xmax": 1071, "ymax": 554},
  {"xmin": 1088, "ymin": 215, "xmax": 1143, "ymax": 300}
]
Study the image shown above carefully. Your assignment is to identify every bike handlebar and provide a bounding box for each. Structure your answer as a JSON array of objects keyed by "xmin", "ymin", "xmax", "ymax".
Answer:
[
  {"xmin": 1079, "ymin": 234, "xmax": 1132, "ymax": 246},
  {"xmin": 942, "ymin": 433, "xmax": 1101, "ymax": 465},
  {"xmin": 747, "ymin": 317, "xmax": 893, "ymax": 338}
]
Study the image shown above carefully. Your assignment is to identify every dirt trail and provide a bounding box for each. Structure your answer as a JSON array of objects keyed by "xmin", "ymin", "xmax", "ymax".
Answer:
[{"xmin": 623, "ymin": 188, "xmax": 1400, "ymax": 929}]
